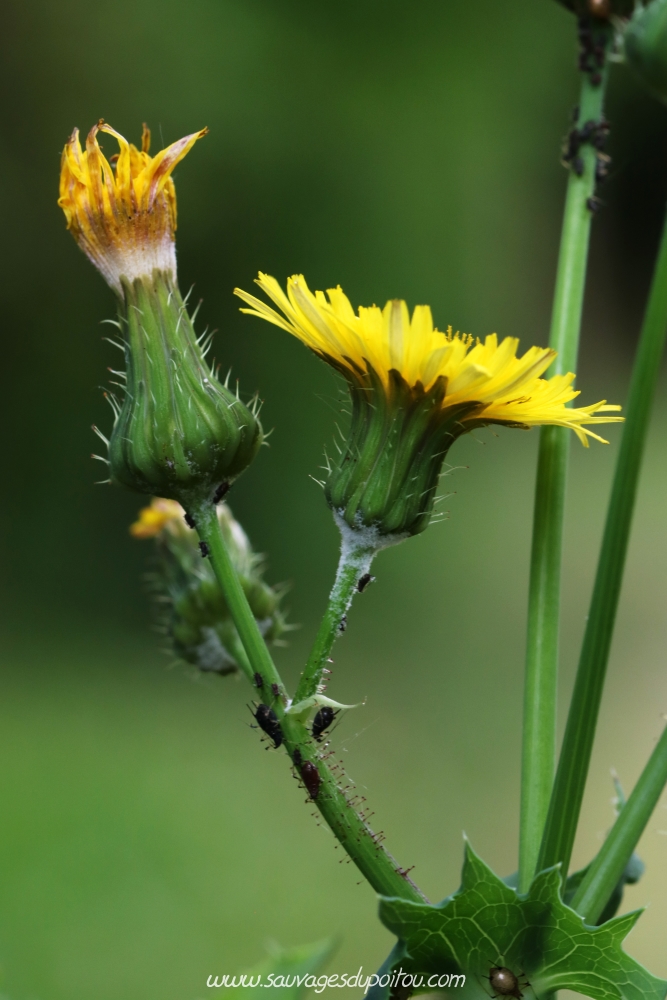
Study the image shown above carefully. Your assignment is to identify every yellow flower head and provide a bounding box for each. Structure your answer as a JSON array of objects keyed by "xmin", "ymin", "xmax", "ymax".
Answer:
[
  {"xmin": 235, "ymin": 273, "xmax": 622, "ymax": 446},
  {"xmin": 58, "ymin": 120, "xmax": 207, "ymax": 293},
  {"xmin": 130, "ymin": 498, "xmax": 185, "ymax": 539}
]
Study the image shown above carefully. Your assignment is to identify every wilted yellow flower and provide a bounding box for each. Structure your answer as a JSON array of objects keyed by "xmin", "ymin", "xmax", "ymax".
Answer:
[
  {"xmin": 235, "ymin": 273, "xmax": 622, "ymax": 447},
  {"xmin": 58, "ymin": 120, "xmax": 207, "ymax": 293}
]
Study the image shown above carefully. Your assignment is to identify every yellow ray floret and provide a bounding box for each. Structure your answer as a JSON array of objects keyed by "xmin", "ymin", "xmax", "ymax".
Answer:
[
  {"xmin": 235, "ymin": 273, "xmax": 622, "ymax": 446},
  {"xmin": 130, "ymin": 498, "xmax": 184, "ymax": 539},
  {"xmin": 59, "ymin": 120, "xmax": 207, "ymax": 293}
]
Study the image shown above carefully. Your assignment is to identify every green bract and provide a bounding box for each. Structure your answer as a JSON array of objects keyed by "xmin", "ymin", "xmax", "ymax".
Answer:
[
  {"xmin": 109, "ymin": 270, "xmax": 262, "ymax": 508},
  {"xmin": 376, "ymin": 844, "xmax": 666, "ymax": 1000},
  {"xmin": 326, "ymin": 367, "xmax": 478, "ymax": 538}
]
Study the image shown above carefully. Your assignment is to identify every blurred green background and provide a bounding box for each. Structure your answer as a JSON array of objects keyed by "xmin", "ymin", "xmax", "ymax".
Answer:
[{"xmin": 1, "ymin": 1, "xmax": 667, "ymax": 997}]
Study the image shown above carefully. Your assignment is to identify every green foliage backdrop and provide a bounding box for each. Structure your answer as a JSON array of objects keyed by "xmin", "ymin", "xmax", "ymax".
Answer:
[{"xmin": 1, "ymin": 1, "xmax": 667, "ymax": 998}]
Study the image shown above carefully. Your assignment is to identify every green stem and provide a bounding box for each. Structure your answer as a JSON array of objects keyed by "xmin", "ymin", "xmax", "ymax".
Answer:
[
  {"xmin": 280, "ymin": 713, "xmax": 427, "ymax": 901},
  {"xmin": 294, "ymin": 516, "xmax": 378, "ymax": 704},
  {"xmin": 193, "ymin": 503, "xmax": 282, "ymax": 692},
  {"xmin": 538, "ymin": 204, "xmax": 667, "ymax": 879},
  {"xmin": 192, "ymin": 502, "xmax": 425, "ymax": 902},
  {"xmin": 228, "ymin": 634, "xmax": 255, "ymax": 687},
  {"xmin": 519, "ymin": 25, "xmax": 612, "ymax": 894},
  {"xmin": 571, "ymin": 726, "xmax": 667, "ymax": 924}
]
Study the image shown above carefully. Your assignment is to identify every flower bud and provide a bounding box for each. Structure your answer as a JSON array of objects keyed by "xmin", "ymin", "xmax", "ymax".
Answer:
[
  {"xmin": 236, "ymin": 275, "xmax": 622, "ymax": 542},
  {"xmin": 131, "ymin": 499, "xmax": 288, "ymax": 676},
  {"xmin": 624, "ymin": 0, "xmax": 667, "ymax": 104},
  {"xmin": 59, "ymin": 122, "xmax": 262, "ymax": 507},
  {"xmin": 109, "ymin": 270, "xmax": 262, "ymax": 506}
]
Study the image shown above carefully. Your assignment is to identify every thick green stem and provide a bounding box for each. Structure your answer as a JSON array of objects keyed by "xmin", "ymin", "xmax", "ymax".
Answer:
[
  {"xmin": 519, "ymin": 27, "xmax": 612, "ymax": 894},
  {"xmin": 294, "ymin": 516, "xmax": 378, "ymax": 704},
  {"xmin": 571, "ymin": 726, "xmax": 667, "ymax": 924},
  {"xmin": 538, "ymin": 205, "xmax": 667, "ymax": 879},
  {"xmin": 192, "ymin": 502, "xmax": 425, "ymax": 902}
]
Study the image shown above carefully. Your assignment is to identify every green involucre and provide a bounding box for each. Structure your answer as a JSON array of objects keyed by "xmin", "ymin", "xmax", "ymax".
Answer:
[
  {"xmin": 151, "ymin": 504, "xmax": 287, "ymax": 678},
  {"xmin": 109, "ymin": 270, "xmax": 262, "ymax": 507},
  {"xmin": 325, "ymin": 365, "xmax": 479, "ymax": 537}
]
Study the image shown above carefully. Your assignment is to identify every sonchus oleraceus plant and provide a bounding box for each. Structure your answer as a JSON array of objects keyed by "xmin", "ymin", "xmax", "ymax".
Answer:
[{"xmin": 57, "ymin": 1, "xmax": 667, "ymax": 989}]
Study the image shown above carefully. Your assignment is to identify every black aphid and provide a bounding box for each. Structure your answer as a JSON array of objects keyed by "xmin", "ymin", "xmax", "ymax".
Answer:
[
  {"xmin": 312, "ymin": 706, "xmax": 337, "ymax": 742},
  {"xmin": 253, "ymin": 672, "xmax": 264, "ymax": 689},
  {"xmin": 184, "ymin": 512, "xmax": 196, "ymax": 529},
  {"xmin": 300, "ymin": 760, "xmax": 321, "ymax": 799},
  {"xmin": 293, "ymin": 747, "xmax": 303, "ymax": 767},
  {"xmin": 213, "ymin": 482, "xmax": 230, "ymax": 504},
  {"xmin": 254, "ymin": 703, "xmax": 283, "ymax": 748},
  {"xmin": 271, "ymin": 682, "xmax": 281, "ymax": 699},
  {"xmin": 357, "ymin": 573, "xmax": 374, "ymax": 592},
  {"xmin": 199, "ymin": 541, "xmax": 210, "ymax": 558}
]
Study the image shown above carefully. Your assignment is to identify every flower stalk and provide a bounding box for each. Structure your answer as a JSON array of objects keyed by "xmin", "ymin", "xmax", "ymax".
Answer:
[
  {"xmin": 538, "ymin": 199, "xmax": 667, "ymax": 880},
  {"xmin": 191, "ymin": 500, "xmax": 426, "ymax": 902},
  {"xmin": 518, "ymin": 19, "xmax": 613, "ymax": 894},
  {"xmin": 293, "ymin": 516, "xmax": 377, "ymax": 703}
]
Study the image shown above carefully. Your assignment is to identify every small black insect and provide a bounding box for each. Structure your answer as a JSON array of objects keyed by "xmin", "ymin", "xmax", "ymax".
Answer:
[
  {"xmin": 572, "ymin": 155, "xmax": 584, "ymax": 177},
  {"xmin": 595, "ymin": 157, "xmax": 609, "ymax": 183},
  {"xmin": 339, "ymin": 615, "xmax": 347, "ymax": 633},
  {"xmin": 312, "ymin": 706, "xmax": 337, "ymax": 742},
  {"xmin": 271, "ymin": 682, "xmax": 281, "ymax": 699},
  {"xmin": 254, "ymin": 703, "xmax": 284, "ymax": 748},
  {"xmin": 578, "ymin": 119, "xmax": 597, "ymax": 143},
  {"xmin": 213, "ymin": 482, "xmax": 230, "ymax": 504},
  {"xmin": 357, "ymin": 573, "xmax": 374, "ymax": 593},
  {"xmin": 184, "ymin": 512, "xmax": 196, "ymax": 529},
  {"xmin": 199, "ymin": 541, "xmax": 210, "ymax": 558},
  {"xmin": 293, "ymin": 746, "xmax": 303, "ymax": 767},
  {"xmin": 300, "ymin": 760, "xmax": 321, "ymax": 799},
  {"xmin": 486, "ymin": 967, "xmax": 528, "ymax": 1000},
  {"xmin": 253, "ymin": 672, "xmax": 264, "ymax": 690},
  {"xmin": 586, "ymin": 195, "xmax": 601, "ymax": 213}
]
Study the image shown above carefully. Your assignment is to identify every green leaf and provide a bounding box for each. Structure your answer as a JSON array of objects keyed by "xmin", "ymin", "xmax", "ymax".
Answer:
[
  {"xmin": 217, "ymin": 939, "xmax": 336, "ymax": 1000},
  {"xmin": 378, "ymin": 843, "xmax": 665, "ymax": 1000}
]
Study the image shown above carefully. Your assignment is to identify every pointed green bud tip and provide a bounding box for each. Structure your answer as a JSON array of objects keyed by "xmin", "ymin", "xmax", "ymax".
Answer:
[
  {"xmin": 107, "ymin": 271, "xmax": 262, "ymax": 508},
  {"xmin": 624, "ymin": 0, "xmax": 667, "ymax": 103},
  {"xmin": 131, "ymin": 498, "xmax": 288, "ymax": 675}
]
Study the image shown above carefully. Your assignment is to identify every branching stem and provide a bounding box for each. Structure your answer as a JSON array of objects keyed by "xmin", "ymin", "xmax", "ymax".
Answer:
[{"xmin": 192, "ymin": 502, "xmax": 425, "ymax": 902}]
